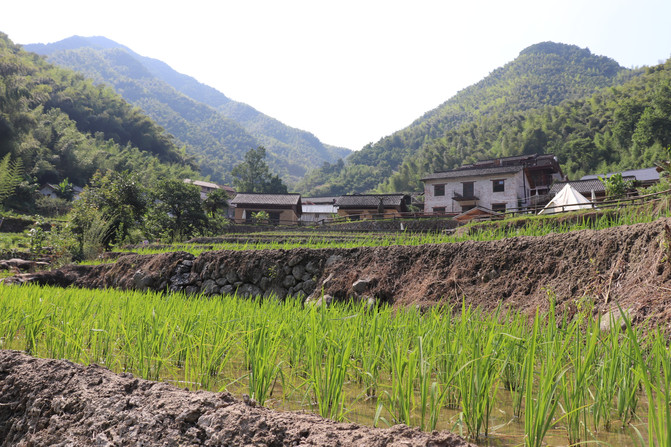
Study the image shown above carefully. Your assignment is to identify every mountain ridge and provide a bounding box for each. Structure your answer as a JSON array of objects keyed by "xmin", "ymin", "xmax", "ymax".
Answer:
[
  {"xmin": 25, "ymin": 36, "xmax": 350, "ymax": 186},
  {"xmin": 296, "ymin": 42, "xmax": 639, "ymax": 195}
]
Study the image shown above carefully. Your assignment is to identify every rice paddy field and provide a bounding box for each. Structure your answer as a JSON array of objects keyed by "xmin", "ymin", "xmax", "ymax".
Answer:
[{"xmin": 1, "ymin": 284, "xmax": 670, "ymax": 446}]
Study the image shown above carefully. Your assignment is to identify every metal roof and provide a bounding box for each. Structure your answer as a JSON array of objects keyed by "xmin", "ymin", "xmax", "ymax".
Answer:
[
  {"xmin": 230, "ymin": 193, "xmax": 301, "ymax": 207},
  {"xmin": 421, "ymin": 165, "xmax": 523, "ymax": 181},
  {"xmin": 581, "ymin": 167, "xmax": 660, "ymax": 182},
  {"xmin": 302, "ymin": 205, "xmax": 337, "ymax": 214}
]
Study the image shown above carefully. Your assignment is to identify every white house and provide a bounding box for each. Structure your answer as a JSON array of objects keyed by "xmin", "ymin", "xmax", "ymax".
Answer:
[
  {"xmin": 423, "ymin": 166, "xmax": 529, "ymax": 214},
  {"xmin": 422, "ymin": 154, "xmax": 564, "ymax": 215}
]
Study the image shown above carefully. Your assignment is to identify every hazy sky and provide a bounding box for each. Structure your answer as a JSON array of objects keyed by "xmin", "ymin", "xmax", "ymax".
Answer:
[{"xmin": 3, "ymin": 0, "xmax": 671, "ymax": 150}]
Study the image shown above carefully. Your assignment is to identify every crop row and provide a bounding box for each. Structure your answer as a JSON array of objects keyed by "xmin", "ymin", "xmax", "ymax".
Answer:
[
  {"xmin": 0, "ymin": 284, "xmax": 669, "ymax": 446},
  {"xmin": 102, "ymin": 200, "xmax": 671, "ymax": 258}
]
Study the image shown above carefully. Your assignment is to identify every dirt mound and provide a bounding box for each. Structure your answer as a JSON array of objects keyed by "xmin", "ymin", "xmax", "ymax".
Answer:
[
  {"xmin": 0, "ymin": 350, "xmax": 473, "ymax": 447},
  {"xmin": 5, "ymin": 219, "xmax": 671, "ymax": 325}
]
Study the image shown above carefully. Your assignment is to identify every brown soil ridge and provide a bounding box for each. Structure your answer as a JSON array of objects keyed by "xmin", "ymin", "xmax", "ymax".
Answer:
[
  {"xmin": 5, "ymin": 218, "xmax": 671, "ymax": 324},
  {"xmin": 0, "ymin": 350, "xmax": 473, "ymax": 447}
]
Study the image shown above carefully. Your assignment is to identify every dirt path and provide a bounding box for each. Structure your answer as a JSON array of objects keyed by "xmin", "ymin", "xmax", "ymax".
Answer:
[{"xmin": 0, "ymin": 350, "xmax": 473, "ymax": 447}]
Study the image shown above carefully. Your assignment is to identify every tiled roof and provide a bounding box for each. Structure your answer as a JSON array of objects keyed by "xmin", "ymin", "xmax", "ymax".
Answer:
[
  {"xmin": 230, "ymin": 193, "xmax": 301, "ymax": 206},
  {"xmin": 421, "ymin": 165, "xmax": 523, "ymax": 181},
  {"xmin": 462, "ymin": 153, "xmax": 557, "ymax": 168},
  {"xmin": 549, "ymin": 177, "xmax": 636, "ymax": 196},
  {"xmin": 549, "ymin": 180, "xmax": 604, "ymax": 196},
  {"xmin": 335, "ymin": 194, "xmax": 408, "ymax": 209}
]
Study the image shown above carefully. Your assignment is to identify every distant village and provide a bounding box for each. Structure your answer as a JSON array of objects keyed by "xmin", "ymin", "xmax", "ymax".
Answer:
[{"xmin": 37, "ymin": 153, "xmax": 662, "ymax": 227}]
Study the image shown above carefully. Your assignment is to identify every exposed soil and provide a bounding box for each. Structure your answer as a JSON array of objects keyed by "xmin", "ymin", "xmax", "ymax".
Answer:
[
  {"xmin": 4, "ymin": 219, "xmax": 671, "ymax": 445},
  {"xmin": 6, "ymin": 218, "xmax": 671, "ymax": 326},
  {"xmin": 0, "ymin": 350, "xmax": 474, "ymax": 447}
]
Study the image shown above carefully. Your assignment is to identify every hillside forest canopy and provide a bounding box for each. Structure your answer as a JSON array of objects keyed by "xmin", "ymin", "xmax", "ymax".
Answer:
[
  {"xmin": 0, "ymin": 32, "xmax": 200, "ymax": 213},
  {"xmin": 297, "ymin": 43, "xmax": 671, "ymax": 196}
]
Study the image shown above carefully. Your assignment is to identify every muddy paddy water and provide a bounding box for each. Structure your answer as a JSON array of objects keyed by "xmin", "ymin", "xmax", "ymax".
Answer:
[{"xmin": 224, "ymin": 369, "xmax": 650, "ymax": 446}]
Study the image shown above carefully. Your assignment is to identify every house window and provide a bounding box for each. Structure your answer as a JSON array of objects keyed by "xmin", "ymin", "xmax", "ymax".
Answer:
[
  {"xmin": 492, "ymin": 179, "xmax": 505, "ymax": 192},
  {"xmin": 462, "ymin": 182, "xmax": 474, "ymax": 197},
  {"xmin": 434, "ymin": 184, "xmax": 445, "ymax": 196},
  {"xmin": 492, "ymin": 203, "xmax": 506, "ymax": 213},
  {"xmin": 433, "ymin": 207, "xmax": 446, "ymax": 215}
]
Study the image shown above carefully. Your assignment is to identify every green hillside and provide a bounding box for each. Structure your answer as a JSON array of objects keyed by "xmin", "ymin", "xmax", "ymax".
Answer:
[
  {"xmin": 25, "ymin": 36, "xmax": 351, "ymax": 185},
  {"xmin": 297, "ymin": 42, "xmax": 638, "ymax": 195},
  {"xmin": 0, "ymin": 32, "xmax": 197, "ymax": 211},
  {"xmin": 379, "ymin": 59, "xmax": 671, "ymax": 192}
]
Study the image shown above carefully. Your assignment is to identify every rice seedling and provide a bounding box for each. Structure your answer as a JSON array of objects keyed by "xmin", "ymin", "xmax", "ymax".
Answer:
[
  {"xmin": 591, "ymin": 312, "xmax": 625, "ymax": 432},
  {"xmin": 304, "ymin": 305, "xmax": 354, "ymax": 421},
  {"xmin": 558, "ymin": 313, "xmax": 600, "ymax": 446},
  {"xmin": 377, "ymin": 326, "xmax": 418, "ymax": 427},
  {"xmin": 456, "ymin": 308, "xmax": 501, "ymax": 441},
  {"xmin": 623, "ymin": 313, "xmax": 671, "ymax": 447},
  {"xmin": 523, "ymin": 310, "xmax": 569, "ymax": 447},
  {"xmin": 243, "ymin": 311, "xmax": 284, "ymax": 406}
]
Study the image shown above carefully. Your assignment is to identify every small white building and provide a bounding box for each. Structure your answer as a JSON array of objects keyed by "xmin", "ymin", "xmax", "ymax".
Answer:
[
  {"xmin": 300, "ymin": 204, "xmax": 338, "ymax": 223},
  {"xmin": 38, "ymin": 183, "xmax": 84, "ymax": 200}
]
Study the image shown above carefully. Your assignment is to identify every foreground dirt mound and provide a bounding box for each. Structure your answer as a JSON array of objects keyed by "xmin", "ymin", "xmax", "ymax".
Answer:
[{"xmin": 0, "ymin": 350, "xmax": 473, "ymax": 447}]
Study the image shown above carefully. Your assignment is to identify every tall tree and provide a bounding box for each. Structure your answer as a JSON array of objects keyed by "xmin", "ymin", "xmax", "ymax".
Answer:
[
  {"xmin": 146, "ymin": 179, "xmax": 207, "ymax": 241},
  {"xmin": 231, "ymin": 146, "xmax": 288, "ymax": 193},
  {"xmin": 70, "ymin": 170, "xmax": 148, "ymax": 245}
]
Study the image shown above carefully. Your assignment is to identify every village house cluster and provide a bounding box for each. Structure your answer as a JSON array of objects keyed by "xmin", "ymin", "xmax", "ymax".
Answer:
[{"xmin": 70, "ymin": 153, "xmax": 655, "ymax": 226}]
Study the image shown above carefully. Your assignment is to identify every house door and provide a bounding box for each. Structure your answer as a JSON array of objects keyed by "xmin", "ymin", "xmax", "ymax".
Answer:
[{"xmin": 463, "ymin": 182, "xmax": 474, "ymax": 198}]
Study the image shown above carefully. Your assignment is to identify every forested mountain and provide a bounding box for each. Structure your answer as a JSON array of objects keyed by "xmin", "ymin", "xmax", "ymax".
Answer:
[
  {"xmin": 0, "ymin": 33, "xmax": 198, "ymax": 210},
  {"xmin": 297, "ymin": 42, "xmax": 641, "ymax": 195},
  {"xmin": 379, "ymin": 59, "xmax": 671, "ymax": 192},
  {"xmin": 25, "ymin": 36, "xmax": 351, "ymax": 186}
]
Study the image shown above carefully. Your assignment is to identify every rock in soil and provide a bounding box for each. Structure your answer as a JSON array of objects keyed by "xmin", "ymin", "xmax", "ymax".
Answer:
[{"xmin": 0, "ymin": 350, "xmax": 474, "ymax": 447}]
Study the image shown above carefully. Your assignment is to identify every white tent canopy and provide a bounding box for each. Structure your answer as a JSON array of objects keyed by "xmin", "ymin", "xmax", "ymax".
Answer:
[{"xmin": 539, "ymin": 184, "xmax": 593, "ymax": 214}]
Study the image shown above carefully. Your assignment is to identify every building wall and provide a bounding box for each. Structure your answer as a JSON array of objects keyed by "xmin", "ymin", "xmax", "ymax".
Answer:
[
  {"xmin": 233, "ymin": 208, "xmax": 299, "ymax": 224},
  {"xmin": 424, "ymin": 171, "xmax": 528, "ymax": 214}
]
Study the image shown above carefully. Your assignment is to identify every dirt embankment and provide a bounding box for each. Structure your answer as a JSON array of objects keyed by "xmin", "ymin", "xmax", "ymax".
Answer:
[
  {"xmin": 0, "ymin": 350, "xmax": 473, "ymax": 447},
  {"xmin": 5, "ymin": 219, "xmax": 671, "ymax": 325}
]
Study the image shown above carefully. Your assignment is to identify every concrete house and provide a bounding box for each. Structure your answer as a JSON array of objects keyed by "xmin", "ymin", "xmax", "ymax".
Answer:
[
  {"xmin": 422, "ymin": 154, "xmax": 564, "ymax": 215},
  {"xmin": 229, "ymin": 193, "xmax": 302, "ymax": 225},
  {"xmin": 335, "ymin": 194, "xmax": 410, "ymax": 220}
]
